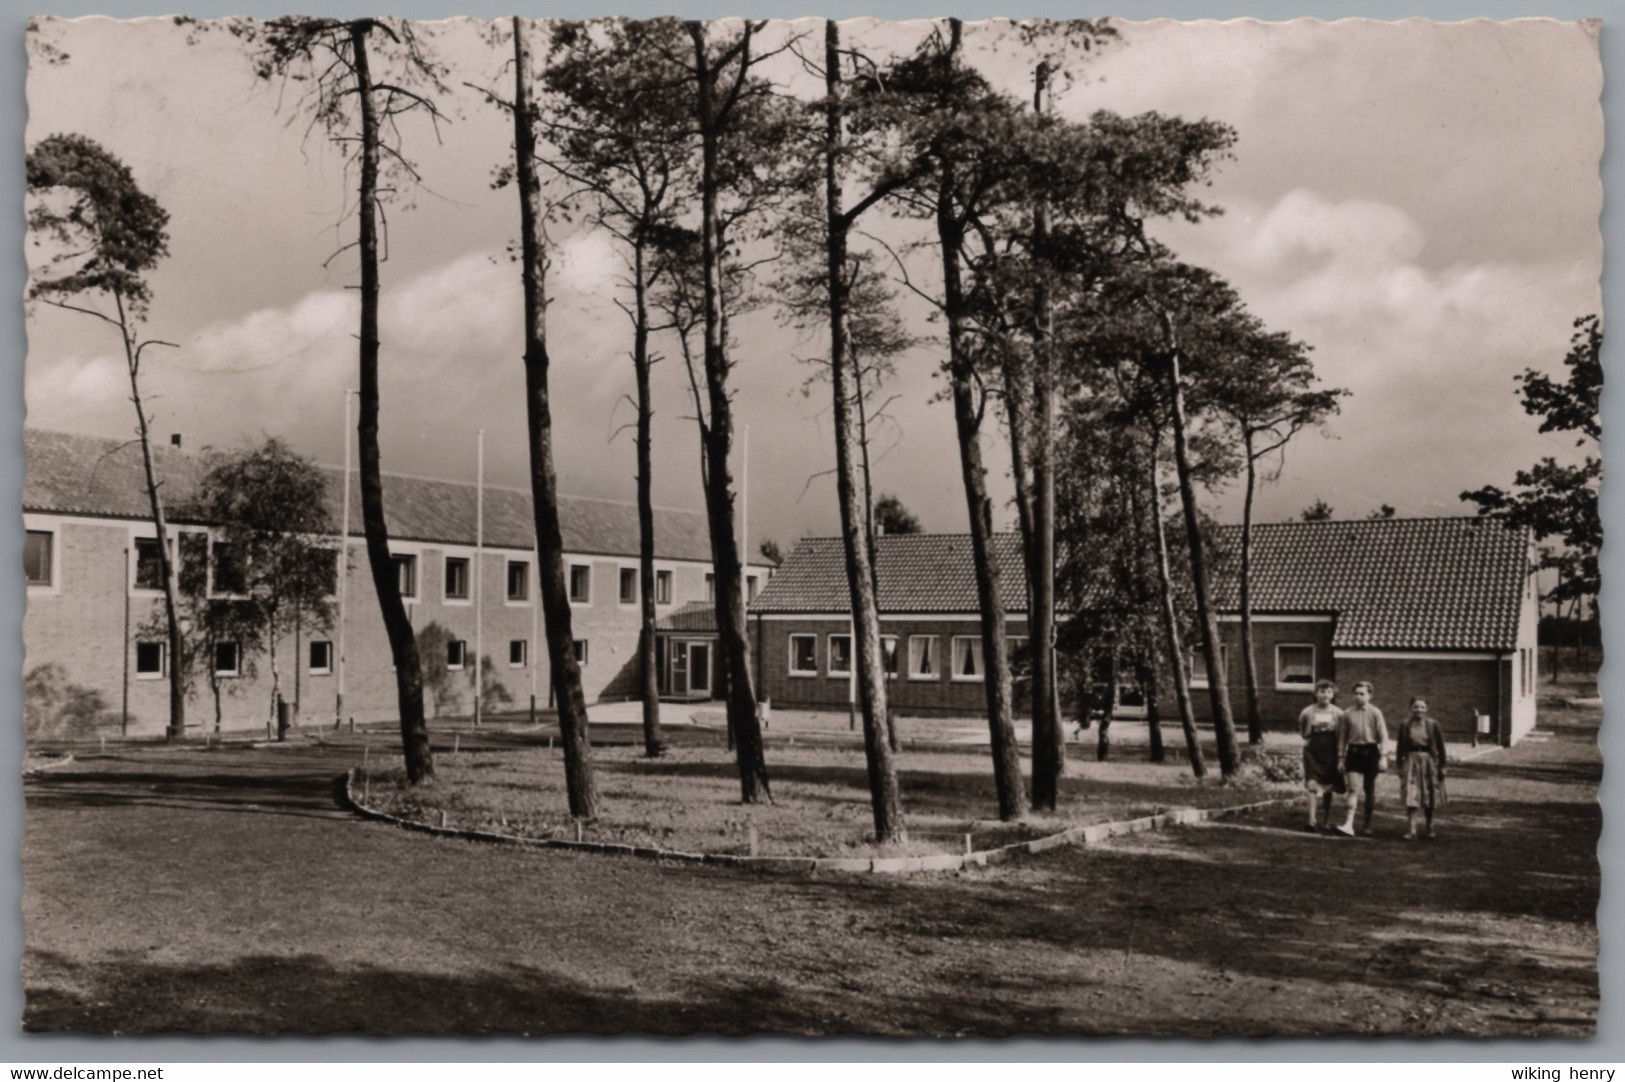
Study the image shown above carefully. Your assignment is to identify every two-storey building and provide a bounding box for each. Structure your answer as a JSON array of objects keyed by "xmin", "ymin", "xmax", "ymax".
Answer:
[{"xmin": 23, "ymin": 427, "xmax": 770, "ymax": 737}]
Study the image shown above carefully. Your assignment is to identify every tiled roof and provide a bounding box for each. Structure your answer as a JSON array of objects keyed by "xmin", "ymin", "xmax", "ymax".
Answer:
[
  {"xmin": 751, "ymin": 533, "xmax": 1028, "ymax": 615},
  {"xmin": 1209, "ymin": 517, "xmax": 1532, "ymax": 652},
  {"xmin": 656, "ymin": 600, "xmax": 718, "ymax": 632},
  {"xmin": 23, "ymin": 427, "xmax": 716, "ymax": 563}
]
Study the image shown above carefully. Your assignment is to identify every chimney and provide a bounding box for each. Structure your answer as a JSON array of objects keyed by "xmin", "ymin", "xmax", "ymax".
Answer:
[
  {"xmin": 170, "ymin": 433, "xmax": 182, "ymax": 449},
  {"xmin": 875, "ymin": 522, "xmax": 885, "ymax": 537}
]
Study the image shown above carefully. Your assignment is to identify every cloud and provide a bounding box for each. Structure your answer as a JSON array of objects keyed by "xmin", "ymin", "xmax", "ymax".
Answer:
[{"xmin": 1152, "ymin": 187, "xmax": 1598, "ymax": 522}]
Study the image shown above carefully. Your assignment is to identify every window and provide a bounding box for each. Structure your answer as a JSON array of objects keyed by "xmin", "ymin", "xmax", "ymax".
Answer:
[
  {"xmin": 393, "ymin": 554, "xmax": 417, "ymax": 599},
  {"xmin": 747, "ymin": 574, "xmax": 760, "ymax": 602},
  {"xmin": 213, "ymin": 641, "xmax": 241, "ymax": 678},
  {"xmin": 572, "ymin": 639, "xmax": 590, "ymax": 666},
  {"xmin": 309, "ymin": 640, "xmax": 333, "ymax": 675},
  {"xmin": 789, "ymin": 634, "xmax": 818, "ymax": 676},
  {"xmin": 507, "ymin": 560, "xmax": 529, "ymax": 602},
  {"xmin": 908, "ymin": 636, "xmax": 939, "ymax": 680},
  {"xmin": 705, "ymin": 572, "xmax": 715, "ymax": 602},
  {"xmin": 880, "ymin": 635, "xmax": 899, "ymax": 679},
  {"xmin": 1189, "ymin": 645, "xmax": 1229, "ymax": 688},
  {"xmin": 828, "ymin": 633, "xmax": 852, "ymax": 677},
  {"xmin": 447, "ymin": 639, "xmax": 467, "ymax": 671},
  {"xmin": 24, "ymin": 529, "xmax": 52, "ymax": 587},
  {"xmin": 655, "ymin": 569, "xmax": 673, "ymax": 605},
  {"xmin": 952, "ymin": 636, "xmax": 985, "ymax": 682},
  {"xmin": 1275, "ymin": 644, "xmax": 1315, "ymax": 688},
  {"xmin": 212, "ymin": 541, "xmax": 248, "ymax": 595},
  {"xmin": 134, "ymin": 537, "xmax": 167, "ymax": 591},
  {"xmin": 569, "ymin": 563, "xmax": 592, "ymax": 604},
  {"xmin": 509, "ymin": 639, "xmax": 528, "ymax": 668},
  {"xmin": 444, "ymin": 556, "xmax": 470, "ymax": 601},
  {"xmin": 135, "ymin": 641, "xmax": 166, "ymax": 679},
  {"xmin": 619, "ymin": 567, "xmax": 638, "ymax": 605}
]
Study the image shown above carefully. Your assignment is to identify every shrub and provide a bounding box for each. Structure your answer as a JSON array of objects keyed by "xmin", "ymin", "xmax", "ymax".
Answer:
[{"xmin": 25, "ymin": 663, "xmax": 113, "ymax": 741}]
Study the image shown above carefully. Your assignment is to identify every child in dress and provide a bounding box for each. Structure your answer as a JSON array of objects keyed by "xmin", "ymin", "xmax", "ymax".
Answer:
[
  {"xmin": 1397, "ymin": 696, "xmax": 1447, "ymax": 840},
  {"xmin": 1299, "ymin": 679, "xmax": 1347, "ymax": 832}
]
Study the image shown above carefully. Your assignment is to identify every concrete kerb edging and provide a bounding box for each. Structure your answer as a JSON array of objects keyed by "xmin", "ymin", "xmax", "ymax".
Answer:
[{"xmin": 340, "ymin": 767, "xmax": 1295, "ymax": 877}]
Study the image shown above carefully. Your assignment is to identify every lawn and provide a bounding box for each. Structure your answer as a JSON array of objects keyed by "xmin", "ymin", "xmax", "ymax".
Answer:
[
  {"xmin": 20, "ymin": 697, "xmax": 1600, "ymax": 1037},
  {"xmin": 359, "ymin": 739, "xmax": 1297, "ymax": 858}
]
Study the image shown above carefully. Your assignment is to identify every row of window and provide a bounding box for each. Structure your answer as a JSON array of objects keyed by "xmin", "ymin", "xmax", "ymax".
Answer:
[
  {"xmin": 781, "ymin": 635, "xmax": 1323, "ymax": 690},
  {"xmin": 26, "ymin": 528, "xmax": 763, "ymax": 608},
  {"xmin": 788, "ymin": 633, "xmax": 1031, "ymax": 683},
  {"xmin": 1186, "ymin": 644, "xmax": 1317, "ymax": 688},
  {"xmin": 131, "ymin": 637, "xmax": 590, "ymax": 680}
]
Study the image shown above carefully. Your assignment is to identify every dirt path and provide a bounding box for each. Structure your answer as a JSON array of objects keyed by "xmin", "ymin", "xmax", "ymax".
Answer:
[{"xmin": 22, "ymin": 710, "xmax": 1599, "ymax": 1036}]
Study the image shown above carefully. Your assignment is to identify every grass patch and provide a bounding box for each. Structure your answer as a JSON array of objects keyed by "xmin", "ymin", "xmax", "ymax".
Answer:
[{"xmin": 361, "ymin": 742, "xmax": 1294, "ymax": 859}]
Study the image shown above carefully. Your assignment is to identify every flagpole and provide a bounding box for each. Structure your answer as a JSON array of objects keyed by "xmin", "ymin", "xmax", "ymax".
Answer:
[
  {"xmin": 475, "ymin": 428, "xmax": 485, "ymax": 728},
  {"xmin": 741, "ymin": 425, "xmax": 750, "ymax": 589}
]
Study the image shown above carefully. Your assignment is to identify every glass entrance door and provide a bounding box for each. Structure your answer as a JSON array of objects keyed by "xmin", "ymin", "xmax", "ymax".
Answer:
[
  {"xmin": 670, "ymin": 639, "xmax": 689, "ymax": 697},
  {"xmin": 688, "ymin": 642, "xmax": 711, "ymax": 696}
]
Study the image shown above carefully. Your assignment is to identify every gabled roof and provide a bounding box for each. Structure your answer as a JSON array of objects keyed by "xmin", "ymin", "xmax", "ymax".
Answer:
[
  {"xmin": 23, "ymin": 427, "xmax": 717, "ymax": 563},
  {"xmin": 1210, "ymin": 517, "xmax": 1532, "ymax": 652},
  {"xmin": 751, "ymin": 533, "xmax": 1028, "ymax": 615}
]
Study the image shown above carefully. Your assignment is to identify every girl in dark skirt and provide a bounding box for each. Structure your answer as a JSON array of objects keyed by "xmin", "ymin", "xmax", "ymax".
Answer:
[
  {"xmin": 1299, "ymin": 680, "xmax": 1347, "ymax": 831},
  {"xmin": 1398, "ymin": 696, "xmax": 1447, "ymax": 840}
]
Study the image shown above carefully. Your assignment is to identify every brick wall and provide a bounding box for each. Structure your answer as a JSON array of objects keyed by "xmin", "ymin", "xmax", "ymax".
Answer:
[
  {"xmin": 1162, "ymin": 616, "xmax": 1521, "ymax": 744},
  {"xmin": 758, "ymin": 616, "xmax": 1031, "ymax": 717}
]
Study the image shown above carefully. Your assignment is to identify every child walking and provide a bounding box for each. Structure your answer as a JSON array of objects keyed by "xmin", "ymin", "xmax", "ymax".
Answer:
[
  {"xmin": 1299, "ymin": 680, "xmax": 1347, "ymax": 832},
  {"xmin": 1397, "ymin": 697, "xmax": 1447, "ymax": 839},
  {"xmin": 1338, "ymin": 680, "xmax": 1389, "ymax": 835}
]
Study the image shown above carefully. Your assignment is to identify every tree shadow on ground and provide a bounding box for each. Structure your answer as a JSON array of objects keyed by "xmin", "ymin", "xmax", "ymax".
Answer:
[
  {"xmin": 877, "ymin": 795, "xmax": 1598, "ymax": 1018},
  {"xmin": 24, "ymin": 764, "xmax": 346, "ymax": 821},
  {"xmin": 22, "ymin": 947, "xmax": 968, "ymax": 1037}
]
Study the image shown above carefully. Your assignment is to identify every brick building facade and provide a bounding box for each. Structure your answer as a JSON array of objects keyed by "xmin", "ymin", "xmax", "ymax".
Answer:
[
  {"xmin": 23, "ymin": 428, "xmax": 770, "ymax": 737},
  {"xmin": 1175, "ymin": 517, "xmax": 1539, "ymax": 745},
  {"xmin": 747, "ymin": 534, "xmax": 1034, "ymax": 717}
]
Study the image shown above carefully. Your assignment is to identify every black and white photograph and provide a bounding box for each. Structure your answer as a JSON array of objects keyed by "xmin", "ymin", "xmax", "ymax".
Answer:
[{"xmin": 17, "ymin": 13, "xmax": 1603, "ymax": 1039}]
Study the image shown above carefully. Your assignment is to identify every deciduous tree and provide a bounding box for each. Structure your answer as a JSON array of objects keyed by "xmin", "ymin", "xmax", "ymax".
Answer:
[
  {"xmin": 185, "ymin": 438, "xmax": 339, "ymax": 732},
  {"xmin": 1462, "ymin": 314, "xmax": 1601, "ymax": 605}
]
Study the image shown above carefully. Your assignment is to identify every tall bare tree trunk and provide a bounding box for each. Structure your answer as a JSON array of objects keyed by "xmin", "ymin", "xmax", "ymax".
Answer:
[
  {"xmin": 933, "ymin": 33, "xmax": 1024, "ymax": 819},
  {"xmin": 1140, "ymin": 660, "xmax": 1165, "ymax": 763},
  {"xmin": 1150, "ymin": 441, "xmax": 1204, "ymax": 778},
  {"xmin": 350, "ymin": 20, "xmax": 431, "ymax": 782},
  {"xmin": 120, "ymin": 305, "xmax": 185, "ymax": 743},
  {"xmin": 514, "ymin": 17, "xmax": 597, "ymax": 817},
  {"xmin": 1025, "ymin": 59, "xmax": 1063, "ymax": 811},
  {"xmin": 1125, "ymin": 445, "xmax": 1165, "ymax": 764},
  {"xmin": 688, "ymin": 21, "xmax": 769, "ymax": 803},
  {"xmin": 825, "ymin": 19, "xmax": 904, "ymax": 842},
  {"xmin": 632, "ymin": 237, "xmax": 664, "ymax": 757},
  {"xmin": 1165, "ymin": 343, "xmax": 1240, "ymax": 777},
  {"xmin": 1239, "ymin": 430, "xmax": 1263, "ymax": 743}
]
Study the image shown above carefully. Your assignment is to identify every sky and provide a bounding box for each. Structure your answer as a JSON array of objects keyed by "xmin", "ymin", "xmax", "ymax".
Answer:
[{"xmin": 22, "ymin": 15, "xmax": 1603, "ymax": 557}]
